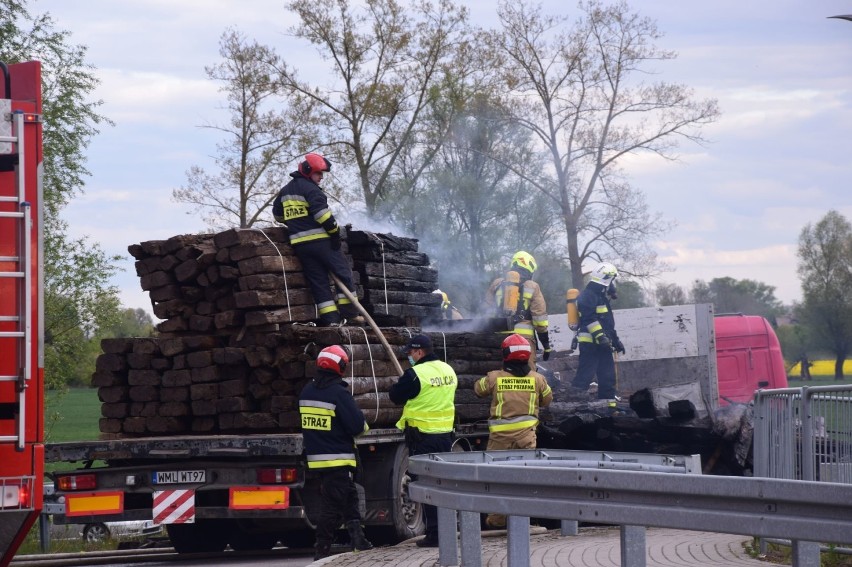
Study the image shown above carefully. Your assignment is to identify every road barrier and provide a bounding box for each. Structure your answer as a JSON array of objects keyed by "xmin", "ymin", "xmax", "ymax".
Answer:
[{"xmin": 408, "ymin": 448, "xmax": 852, "ymax": 567}]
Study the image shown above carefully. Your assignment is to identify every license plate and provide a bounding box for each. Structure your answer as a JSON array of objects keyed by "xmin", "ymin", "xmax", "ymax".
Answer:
[{"xmin": 152, "ymin": 470, "xmax": 206, "ymax": 484}]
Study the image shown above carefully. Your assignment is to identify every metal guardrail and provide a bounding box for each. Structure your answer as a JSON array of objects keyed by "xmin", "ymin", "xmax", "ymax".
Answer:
[
  {"xmin": 408, "ymin": 448, "xmax": 852, "ymax": 567},
  {"xmin": 754, "ymin": 385, "xmax": 852, "ymax": 483}
]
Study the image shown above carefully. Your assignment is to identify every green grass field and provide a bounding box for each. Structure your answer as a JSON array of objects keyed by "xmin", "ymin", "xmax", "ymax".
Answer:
[{"xmin": 45, "ymin": 388, "xmax": 102, "ymax": 443}]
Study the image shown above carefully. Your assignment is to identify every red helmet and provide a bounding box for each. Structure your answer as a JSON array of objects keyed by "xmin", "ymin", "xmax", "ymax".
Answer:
[
  {"xmin": 501, "ymin": 333, "xmax": 531, "ymax": 362},
  {"xmin": 299, "ymin": 153, "xmax": 332, "ymax": 176},
  {"xmin": 316, "ymin": 345, "xmax": 349, "ymax": 375}
]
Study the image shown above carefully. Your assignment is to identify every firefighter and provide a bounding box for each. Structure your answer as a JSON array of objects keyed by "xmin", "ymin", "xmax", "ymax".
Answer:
[
  {"xmin": 433, "ymin": 289, "xmax": 464, "ymax": 320},
  {"xmin": 486, "ymin": 251, "xmax": 551, "ymax": 368},
  {"xmin": 389, "ymin": 334, "xmax": 458, "ymax": 548},
  {"xmin": 299, "ymin": 345, "xmax": 373, "ymax": 560},
  {"xmin": 272, "ymin": 153, "xmax": 362, "ymax": 327},
  {"xmin": 474, "ymin": 333, "xmax": 553, "ymax": 528},
  {"xmin": 570, "ymin": 262, "xmax": 625, "ymax": 400}
]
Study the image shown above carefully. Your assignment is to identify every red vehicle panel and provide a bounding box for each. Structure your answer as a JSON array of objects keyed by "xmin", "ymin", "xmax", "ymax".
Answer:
[
  {"xmin": 0, "ymin": 60, "xmax": 44, "ymax": 567},
  {"xmin": 715, "ymin": 314, "xmax": 787, "ymax": 405}
]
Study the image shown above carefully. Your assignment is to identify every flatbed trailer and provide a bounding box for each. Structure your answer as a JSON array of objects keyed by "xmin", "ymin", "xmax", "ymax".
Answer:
[{"xmin": 45, "ymin": 425, "xmax": 489, "ymax": 553}]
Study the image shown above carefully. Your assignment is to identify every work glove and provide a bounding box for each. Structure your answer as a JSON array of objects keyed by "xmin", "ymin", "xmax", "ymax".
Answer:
[
  {"xmin": 612, "ymin": 337, "xmax": 625, "ymax": 354},
  {"xmin": 594, "ymin": 332, "xmax": 611, "ymax": 349},
  {"xmin": 329, "ymin": 233, "xmax": 341, "ymax": 251},
  {"xmin": 542, "ymin": 348, "xmax": 552, "ymax": 361}
]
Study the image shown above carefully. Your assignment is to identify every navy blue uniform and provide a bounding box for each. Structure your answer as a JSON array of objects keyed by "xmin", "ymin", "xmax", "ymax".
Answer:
[
  {"xmin": 299, "ymin": 370, "xmax": 368, "ymax": 549},
  {"xmin": 571, "ymin": 282, "xmax": 619, "ymax": 399},
  {"xmin": 273, "ymin": 171, "xmax": 357, "ymax": 325}
]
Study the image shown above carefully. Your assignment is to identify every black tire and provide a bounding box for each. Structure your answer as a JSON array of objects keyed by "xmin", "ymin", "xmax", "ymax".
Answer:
[
  {"xmin": 83, "ymin": 523, "xmax": 110, "ymax": 543},
  {"xmin": 166, "ymin": 520, "xmax": 229, "ymax": 554},
  {"xmin": 389, "ymin": 444, "xmax": 426, "ymax": 540}
]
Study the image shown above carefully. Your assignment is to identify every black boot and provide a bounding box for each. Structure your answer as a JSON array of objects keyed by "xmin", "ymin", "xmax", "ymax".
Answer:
[
  {"xmin": 314, "ymin": 540, "xmax": 332, "ymax": 560},
  {"xmin": 345, "ymin": 520, "xmax": 373, "ymax": 551}
]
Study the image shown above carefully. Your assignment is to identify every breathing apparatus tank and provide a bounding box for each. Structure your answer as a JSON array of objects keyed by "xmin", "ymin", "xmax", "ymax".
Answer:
[
  {"xmin": 500, "ymin": 270, "xmax": 522, "ymax": 318},
  {"xmin": 566, "ymin": 288, "xmax": 580, "ymax": 331}
]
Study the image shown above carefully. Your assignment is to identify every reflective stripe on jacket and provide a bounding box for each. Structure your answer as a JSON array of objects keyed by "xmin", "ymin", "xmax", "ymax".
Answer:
[
  {"xmin": 395, "ymin": 359, "xmax": 457, "ymax": 433},
  {"xmin": 299, "ymin": 372, "xmax": 368, "ymax": 470},
  {"xmin": 487, "ymin": 277, "xmax": 549, "ymax": 334},
  {"xmin": 272, "ymin": 172, "xmax": 339, "ymax": 245},
  {"xmin": 474, "ymin": 369, "xmax": 553, "ymax": 434}
]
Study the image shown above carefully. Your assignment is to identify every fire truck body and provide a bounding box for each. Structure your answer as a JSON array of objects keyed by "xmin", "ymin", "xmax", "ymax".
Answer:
[{"xmin": 0, "ymin": 60, "xmax": 44, "ymax": 567}]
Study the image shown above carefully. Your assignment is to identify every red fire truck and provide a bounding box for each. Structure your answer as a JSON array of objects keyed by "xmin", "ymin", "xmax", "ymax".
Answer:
[{"xmin": 0, "ymin": 60, "xmax": 44, "ymax": 567}]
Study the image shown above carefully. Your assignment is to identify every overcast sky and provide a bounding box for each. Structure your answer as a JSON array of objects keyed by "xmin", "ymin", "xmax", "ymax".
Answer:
[{"xmin": 34, "ymin": 0, "xmax": 852, "ymax": 318}]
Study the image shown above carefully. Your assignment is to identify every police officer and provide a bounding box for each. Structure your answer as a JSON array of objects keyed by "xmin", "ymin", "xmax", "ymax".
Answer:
[
  {"xmin": 299, "ymin": 345, "xmax": 373, "ymax": 560},
  {"xmin": 389, "ymin": 334, "xmax": 458, "ymax": 548},
  {"xmin": 474, "ymin": 333, "xmax": 553, "ymax": 528},
  {"xmin": 571, "ymin": 262, "xmax": 625, "ymax": 400},
  {"xmin": 272, "ymin": 153, "xmax": 362, "ymax": 327},
  {"xmin": 485, "ymin": 251, "xmax": 551, "ymax": 368}
]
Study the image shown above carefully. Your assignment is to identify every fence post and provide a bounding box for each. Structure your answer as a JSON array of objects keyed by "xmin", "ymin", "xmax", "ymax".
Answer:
[
  {"xmin": 438, "ymin": 506, "xmax": 459, "ymax": 566},
  {"xmin": 459, "ymin": 510, "xmax": 481, "ymax": 567},
  {"xmin": 560, "ymin": 519, "xmax": 579, "ymax": 536},
  {"xmin": 507, "ymin": 515, "xmax": 530, "ymax": 567},
  {"xmin": 801, "ymin": 387, "xmax": 814, "ymax": 481},
  {"xmin": 791, "ymin": 540, "xmax": 820, "ymax": 567},
  {"xmin": 621, "ymin": 525, "xmax": 646, "ymax": 567}
]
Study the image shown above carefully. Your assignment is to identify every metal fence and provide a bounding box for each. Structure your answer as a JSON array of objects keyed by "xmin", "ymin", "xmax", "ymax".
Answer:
[{"xmin": 754, "ymin": 384, "xmax": 852, "ymax": 483}]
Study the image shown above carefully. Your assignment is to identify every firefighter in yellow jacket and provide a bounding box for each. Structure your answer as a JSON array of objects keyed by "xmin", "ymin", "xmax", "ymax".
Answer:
[
  {"xmin": 474, "ymin": 333, "xmax": 553, "ymax": 527},
  {"xmin": 486, "ymin": 251, "xmax": 551, "ymax": 368}
]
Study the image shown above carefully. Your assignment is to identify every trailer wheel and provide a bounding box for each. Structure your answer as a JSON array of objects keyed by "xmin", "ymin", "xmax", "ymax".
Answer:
[
  {"xmin": 389, "ymin": 444, "xmax": 425, "ymax": 540},
  {"xmin": 166, "ymin": 520, "xmax": 229, "ymax": 554},
  {"xmin": 82, "ymin": 523, "xmax": 110, "ymax": 543}
]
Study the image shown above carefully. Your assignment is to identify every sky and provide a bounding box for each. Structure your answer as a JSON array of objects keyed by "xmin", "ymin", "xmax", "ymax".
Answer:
[{"xmin": 32, "ymin": 0, "xmax": 852, "ymax": 319}]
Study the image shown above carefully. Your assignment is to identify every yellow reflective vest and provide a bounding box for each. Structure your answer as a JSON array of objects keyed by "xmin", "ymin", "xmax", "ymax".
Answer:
[{"xmin": 395, "ymin": 359, "xmax": 457, "ymax": 433}]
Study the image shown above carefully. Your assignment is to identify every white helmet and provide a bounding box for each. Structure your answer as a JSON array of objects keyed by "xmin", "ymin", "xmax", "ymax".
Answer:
[{"xmin": 589, "ymin": 262, "xmax": 618, "ymax": 286}]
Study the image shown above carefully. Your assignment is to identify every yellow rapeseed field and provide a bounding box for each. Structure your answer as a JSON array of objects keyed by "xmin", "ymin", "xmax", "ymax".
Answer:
[{"xmin": 789, "ymin": 359, "xmax": 852, "ymax": 376}]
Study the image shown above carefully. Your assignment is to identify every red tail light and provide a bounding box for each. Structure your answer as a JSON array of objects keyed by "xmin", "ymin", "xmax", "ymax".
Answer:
[
  {"xmin": 17, "ymin": 483, "xmax": 30, "ymax": 507},
  {"xmin": 256, "ymin": 468, "xmax": 298, "ymax": 484},
  {"xmin": 56, "ymin": 474, "xmax": 97, "ymax": 491}
]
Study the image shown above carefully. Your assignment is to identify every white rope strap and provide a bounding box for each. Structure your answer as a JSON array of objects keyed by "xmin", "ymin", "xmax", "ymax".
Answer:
[
  {"xmin": 249, "ymin": 228, "xmax": 293, "ymax": 320},
  {"xmin": 380, "ymin": 240, "xmax": 389, "ymax": 314},
  {"xmin": 437, "ymin": 331, "xmax": 448, "ymax": 363},
  {"xmin": 358, "ymin": 326, "xmax": 380, "ymax": 423}
]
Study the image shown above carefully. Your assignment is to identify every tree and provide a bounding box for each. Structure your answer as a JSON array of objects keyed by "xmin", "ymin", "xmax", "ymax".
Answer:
[
  {"xmin": 486, "ymin": 0, "xmax": 719, "ymax": 286},
  {"xmin": 387, "ymin": 90, "xmax": 560, "ymax": 314},
  {"xmin": 2, "ymin": 1, "xmax": 121, "ymax": 389},
  {"xmin": 775, "ymin": 313, "xmax": 815, "ymax": 381},
  {"xmin": 655, "ymin": 282, "xmax": 687, "ymax": 306},
  {"xmin": 173, "ymin": 29, "xmax": 314, "ymax": 230},
  {"xmin": 101, "ymin": 308, "xmax": 156, "ymax": 339},
  {"xmin": 797, "ymin": 210, "xmax": 852, "ymax": 379},
  {"xmin": 690, "ymin": 277, "xmax": 783, "ymax": 323},
  {"xmin": 612, "ymin": 280, "xmax": 647, "ymax": 309},
  {"xmin": 279, "ymin": 0, "xmax": 470, "ymax": 214}
]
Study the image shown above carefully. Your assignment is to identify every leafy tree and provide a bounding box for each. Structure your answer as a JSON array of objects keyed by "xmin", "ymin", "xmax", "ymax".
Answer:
[
  {"xmin": 690, "ymin": 277, "xmax": 783, "ymax": 323},
  {"xmin": 775, "ymin": 313, "xmax": 815, "ymax": 380},
  {"xmin": 655, "ymin": 282, "xmax": 687, "ymax": 306},
  {"xmin": 101, "ymin": 307, "xmax": 156, "ymax": 338},
  {"xmin": 797, "ymin": 210, "xmax": 852, "ymax": 379},
  {"xmin": 173, "ymin": 29, "xmax": 315, "ymax": 230},
  {"xmin": 611, "ymin": 280, "xmax": 647, "ymax": 309},
  {"xmin": 484, "ymin": 0, "xmax": 719, "ymax": 286},
  {"xmin": 2, "ymin": 1, "xmax": 121, "ymax": 389},
  {"xmin": 390, "ymin": 91, "xmax": 561, "ymax": 314},
  {"xmin": 279, "ymin": 0, "xmax": 470, "ymax": 214}
]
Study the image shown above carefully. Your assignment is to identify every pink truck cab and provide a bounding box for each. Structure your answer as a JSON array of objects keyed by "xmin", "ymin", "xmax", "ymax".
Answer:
[{"xmin": 715, "ymin": 314, "xmax": 788, "ymax": 405}]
